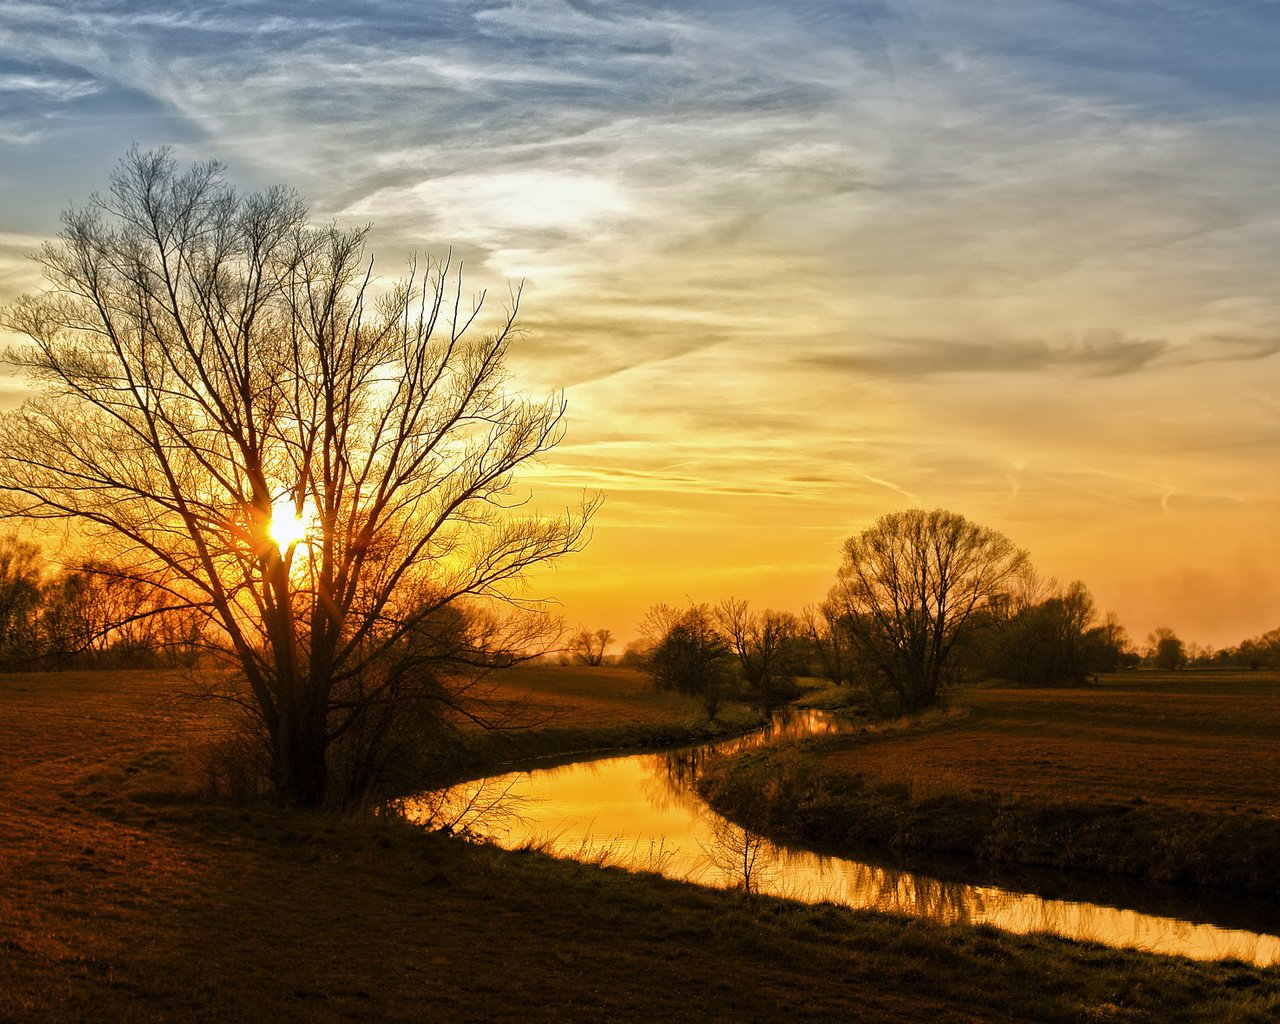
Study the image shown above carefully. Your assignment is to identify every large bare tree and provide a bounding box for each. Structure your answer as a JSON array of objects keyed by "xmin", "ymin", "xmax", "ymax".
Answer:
[
  {"xmin": 0, "ymin": 148, "xmax": 595, "ymax": 807},
  {"xmin": 830, "ymin": 508, "xmax": 1029, "ymax": 711}
]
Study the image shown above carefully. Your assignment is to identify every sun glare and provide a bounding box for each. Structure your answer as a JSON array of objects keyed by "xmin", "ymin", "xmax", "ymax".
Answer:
[{"xmin": 269, "ymin": 497, "xmax": 313, "ymax": 555}]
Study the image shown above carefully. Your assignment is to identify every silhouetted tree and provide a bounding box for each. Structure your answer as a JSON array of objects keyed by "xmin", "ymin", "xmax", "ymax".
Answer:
[
  {"xmin": 0, "ymin": 148, "xmax": 595, "ymax": 807},
  {"xmin": 1232, "ymin": 628, "xmax": 1280, "ymax": 670},
  {"xmin": 984, "ymin": 579, "xmax": 1103, "ymax": 686},
  {"xmin": 640, "ymin": 602, "xmax": 734, "ymax": 719},
  {"xmin": 618, "ymin": 638, "xmax": 649, "ymax": 668},
  {"xmin": 715, "ymin": 598, "xmax": 803, "ymax": 705},
  {"xmin": 40, "ymin": 559, "xmax": 204, "ymax": 667},
  {"xmin": 1205, "ymin": 627, "xmax": 1280, "ymax": 670},
  {"xmin": 569, "ymin": 628, "xmax": 613, "ymax": 666},
  {"xmin": 800, "ymin": 600, "xmax": 856, "ymax": 686},
  {"xmin": 1089, "ymin": 611, "xmax": 1133, "ymax": 672},
  {"xmin": 1148, "ymin": 628, "xmax": 1186, "ymax": 671},
  {"xmin": 0, "ymin": 537, "xmax": 42, "ymax": 667},
  {"xmin": 829, "ymin": 509, "xmax": 1030, "ymax": 711}
]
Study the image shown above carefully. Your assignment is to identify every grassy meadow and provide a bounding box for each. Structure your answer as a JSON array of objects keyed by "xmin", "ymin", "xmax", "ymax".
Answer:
[
  {"xmin": 3, "ymin": 668, "xmax": 1280, "ymax": 1022},
  {"xmin": 824, "ymin": 672, "xmax": 1280, "ymax": 813},
  {"xmin": 702, "ymin": 672, "xmax": 1280, "ymax": 895},
  {"xmin": 446, "ymin": 663, "xmax": 765, "ymax": 779}
]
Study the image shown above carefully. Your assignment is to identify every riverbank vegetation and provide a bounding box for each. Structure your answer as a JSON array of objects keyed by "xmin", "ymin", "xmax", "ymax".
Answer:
[
  {"xmin": 4, "ymin": 668, "xmax": 1280, "ymax": 1022},
  {"xmin": 700, "ymin": 672, "xmax": 1280, "ymax": 896}
]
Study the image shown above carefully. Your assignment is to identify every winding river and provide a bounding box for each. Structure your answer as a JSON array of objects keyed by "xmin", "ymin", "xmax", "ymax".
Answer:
[{"xmin": 410, "ymin": 710, "xmax": 1280, "ymax": 967}]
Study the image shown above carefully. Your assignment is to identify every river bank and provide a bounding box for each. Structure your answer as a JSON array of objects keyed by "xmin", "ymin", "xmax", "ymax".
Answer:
[
  {"xmin": 699, "ymin": 739, "xmax": 1280, "ymax": 897},
  {"xmin": 698, "ymin": 674, "xmax": 1280, "ymax": 897}
]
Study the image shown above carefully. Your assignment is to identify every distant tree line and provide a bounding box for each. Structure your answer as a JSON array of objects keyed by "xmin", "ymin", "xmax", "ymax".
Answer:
[
  {"xmin": 0, "ymin": 536, "xmax": 204, "ymax": 669},
  {"xmin": 1218, "ymin": 628, "xmax": 1280, "ymax": 670},
  {"xmin": 802, "ymin": 512, "xmax": 1132, "ymax": 709},
  {"xmin": 623, "ymin": 509, "xmax": 1139, "ymax": 716},
  {"xmin": 1169, "ymin": 626, "xmax": 1280, "ymax": 671},
  {"xmin": 549, "ymin": 509, "xmax": 1280, "ymax": 717}
]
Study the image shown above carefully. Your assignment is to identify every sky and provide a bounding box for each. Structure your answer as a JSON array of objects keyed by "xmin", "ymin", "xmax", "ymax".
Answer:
[{"xmin": 1, "ymin": 0, "xmax": 1278, "ymax": 650}]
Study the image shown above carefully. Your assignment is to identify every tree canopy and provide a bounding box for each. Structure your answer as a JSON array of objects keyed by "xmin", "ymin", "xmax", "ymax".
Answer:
[{"xmin": 830, "ymin": 508, "xmax": 1029, "ymax": 711}]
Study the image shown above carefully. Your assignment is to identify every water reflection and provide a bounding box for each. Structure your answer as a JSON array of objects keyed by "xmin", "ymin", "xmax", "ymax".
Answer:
[
  {"xmin": 700, "ymin": 819, "xmax": 774, "ymax": 896},
  {"xmin": 408, "ymin": 710, "xmax": 1280, "ymax": 967}
]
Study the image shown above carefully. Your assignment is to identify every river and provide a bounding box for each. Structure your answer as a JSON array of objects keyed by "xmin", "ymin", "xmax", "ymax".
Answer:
[{"xmin": 409, "ymin": 710, "xmax": 1280, "ymax": 967}]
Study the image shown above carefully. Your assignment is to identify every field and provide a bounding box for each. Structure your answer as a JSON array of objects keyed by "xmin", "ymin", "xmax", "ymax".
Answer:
[
  {"xmin": 480, "ymin": 662, "xmax": 749, "ymax": 736},
  {"xmin": 825, "ymin": 673, "xmax": 1280, "ymax": 813},
  {"xmin": 3, "ymin": 668, "xmax": 1280, "ymax": 1022},
  {"xmin": 439, "ymin": 663, "xmax": 765, "ymax": 780},
  {"xmin": 701, "ymin": 671, "xmax": 1280, "ymax": 896}
]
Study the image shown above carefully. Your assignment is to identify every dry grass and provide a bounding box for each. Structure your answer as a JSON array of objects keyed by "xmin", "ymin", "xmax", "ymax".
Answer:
[
  {"xmin": 480, "ymin": 663, "xmax": 714, "ymax": 730},
  {"xmin": 823, "ymin": 672, "xmax": 1280, "ymax": 813},
  {"xmin": 434, "ymin": 663, "xmax": 765, "ymax": 784}
]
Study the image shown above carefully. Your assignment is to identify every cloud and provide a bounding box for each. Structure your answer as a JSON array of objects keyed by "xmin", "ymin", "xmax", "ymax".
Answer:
[
  {"xmin": 807, "ymin": 332, "xmax": 1173, "ymax": 378},
  {"xmin": 4, "ymin": 0, "xmax": 1280, "ymax": 647},
  {"xmin": 0, "ymin": 71, "xmax": 102, "ymax": 101},
  {"xmin": 1177, "ymin": 335, "xmax": 1280, "ymax": 366},
  {"xmin": 0, "ymin": 232, "xmax": 46, "ymax": 297}
]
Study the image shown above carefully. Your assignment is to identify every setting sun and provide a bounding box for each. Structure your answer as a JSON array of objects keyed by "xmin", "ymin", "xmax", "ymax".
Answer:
[{"xmin": 269, "ymin": 496, "xmax": 312, "ymax": 555}]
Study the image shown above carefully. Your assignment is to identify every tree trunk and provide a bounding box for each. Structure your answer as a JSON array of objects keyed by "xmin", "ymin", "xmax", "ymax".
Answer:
[{"xmin": 274, "ymin": 703, "xmax": 329, "ymax": 809}]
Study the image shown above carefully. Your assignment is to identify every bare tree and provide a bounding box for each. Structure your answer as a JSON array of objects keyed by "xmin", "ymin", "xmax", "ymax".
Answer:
[
  {"xmin": 1231, "ymin": 626, "xmax": 1280, "ymax": 671},
  {"xmin": 980, "ymin": 577, "xmax": 1102, "ymax": 687},
  {"xmin": 0, "ymin": 536, "xmax": 43, "ymax": 667},
  {"xmin": 568, "ymin": 627, "xmax": 613, "ymax": 666},
  {"xmin": 715, "ymin": 598, "xmax": 801, "ymax": 704},
  {"xmin": 699, "ymin": 815, "xmax": 773, "ymax": 897},
  {"xmin": 1096, "ymin": 611, "xmax": 1132, "ymax": 669},
  {"xmin": 830, "ymin": 509, "xmax": 1029, "ymax": 712},
  {"xmin": 800, "ymin": 600, "xmax": 853, "ymax": 687},
  {"xmin": 40, "ymin": 559, "xmax": 203, "ymax": 666},
  {"xmin": 0, "ymin": 148, "xmax": 595, "ymax": 807},
  {"xmin": 1147, "ymin": 627, "xmax": 1186, "ymax": 671},
  {"xmin": 639, "ymin": 602, "xmax": 733, "ymax": 719}
]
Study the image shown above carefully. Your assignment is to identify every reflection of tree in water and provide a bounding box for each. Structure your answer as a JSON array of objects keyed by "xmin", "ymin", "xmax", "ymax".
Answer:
[
  {"xmin": 637, "ymin": 748, "xmax": 717, "ymax": 813},
  {"xmin": 759, "ymin": 850, "xmax": 988, "ymax": 924},
  {"xmin": 698, "ymin": 815, "xmax": 777, "ymax": 896},
  {"xmin": 406, "ymin": 774, "xmax": 530, "ymax": 839},
  {"xmin": 663, "ymin": 747, "xmax": 713, "ymax": 791},
  {"xmin": 639, "ymin": 710, "xmax": 858, "ymax": 812},
  {"xmin": 855, "ymin": 864, "xmax": 986, "ymax": 924},
  {"xmin": 762, "ymin": 853, "xmax": 1280, "ymax": 965}
]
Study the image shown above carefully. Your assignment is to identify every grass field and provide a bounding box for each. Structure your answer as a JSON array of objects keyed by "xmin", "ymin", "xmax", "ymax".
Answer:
[
  {"xmin": 826, "ymin": 672, "xmax": 1280, "ymax": 814},
  {"xmin": 701, "ymin": 671, "xmax": 1280, "ymax": 896},
  {"xmin": 437, "ymin": 663, "xmax": 765, "ymax": 782},
  {"xmin": 484, "ymin": 663, "xmax": 703, "ymax": 727},
  {"xmin": 3, "ymin": 668, "xmax": 1280, "ymax": 1022}
]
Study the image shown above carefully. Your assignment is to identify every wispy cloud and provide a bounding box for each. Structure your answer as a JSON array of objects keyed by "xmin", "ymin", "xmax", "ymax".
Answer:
[{"xmin": 809, "ymin": 332, "xmax": 1174, "ymax": 378}]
